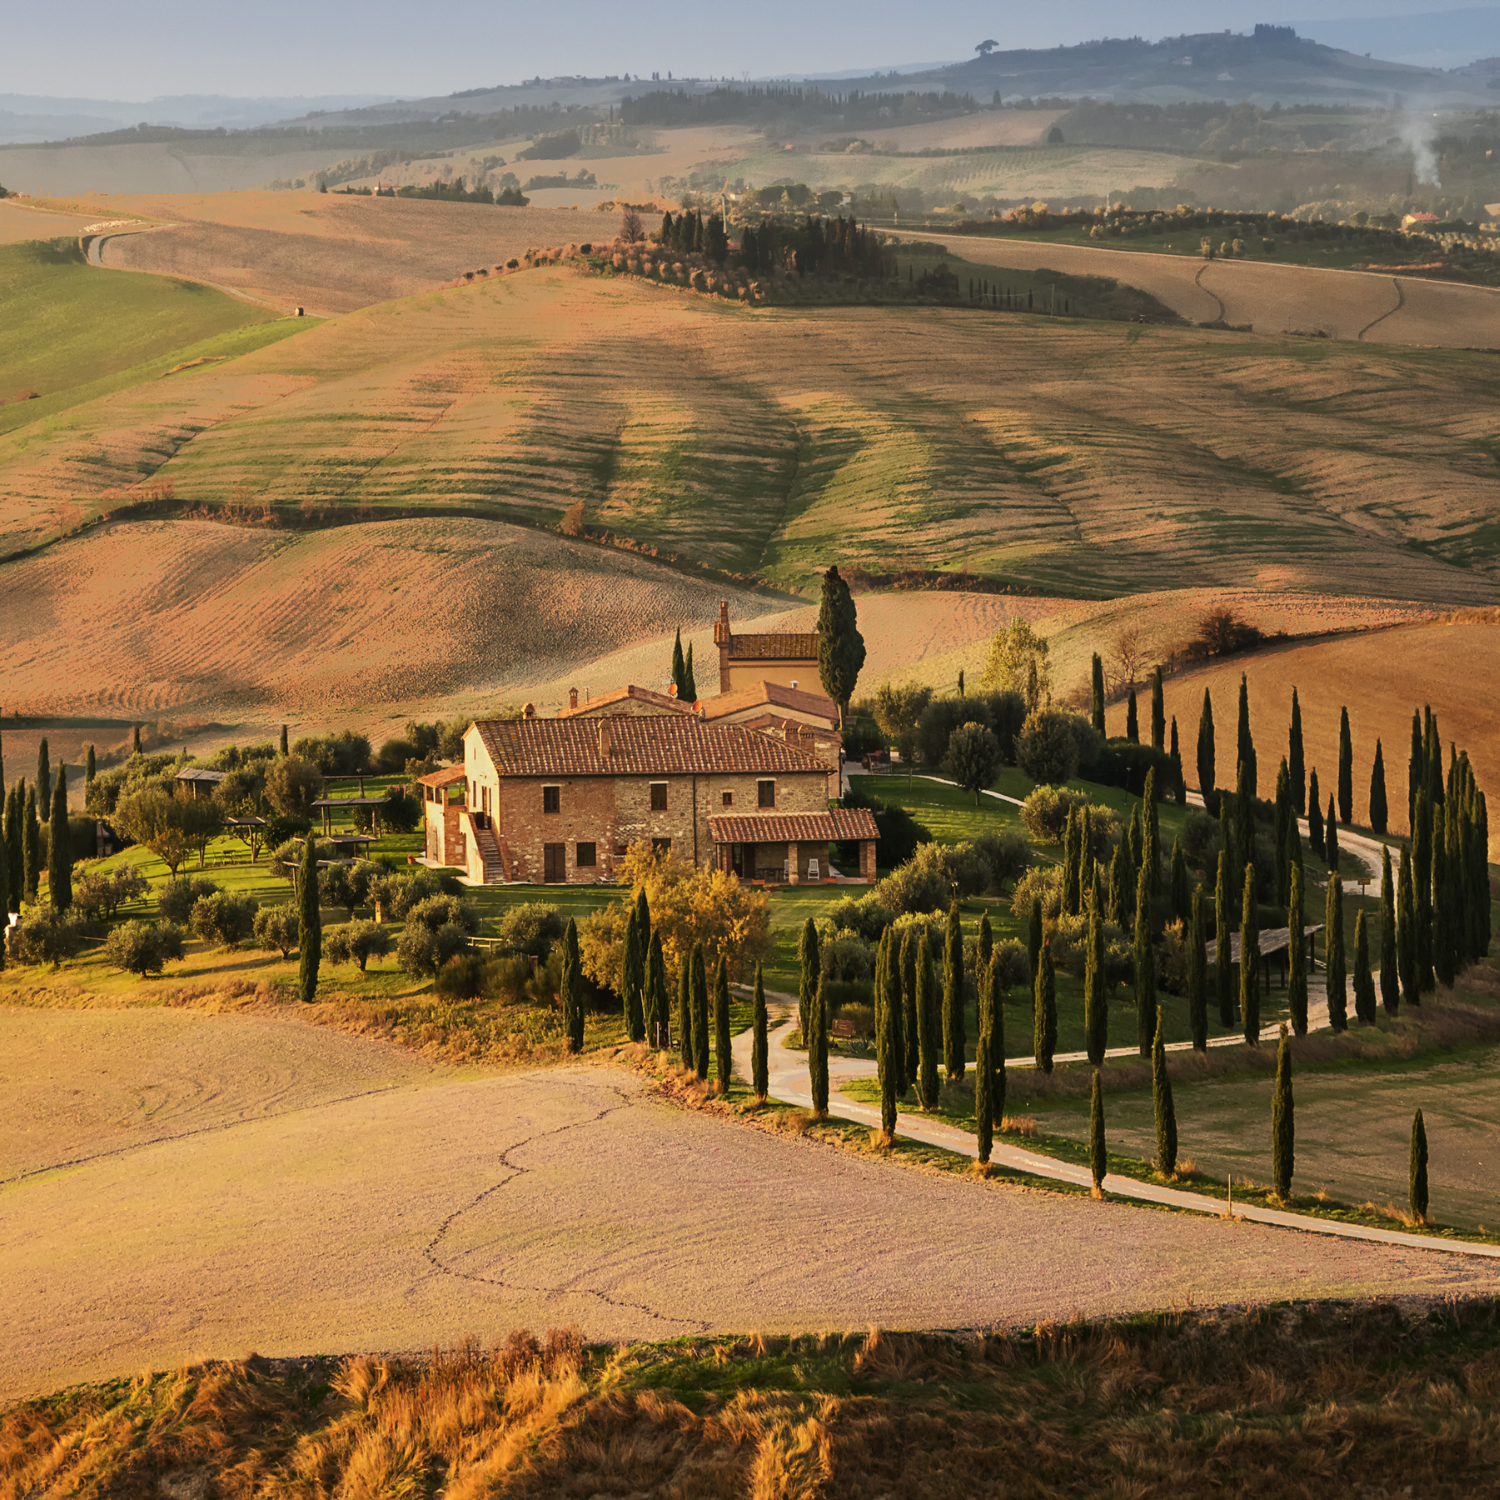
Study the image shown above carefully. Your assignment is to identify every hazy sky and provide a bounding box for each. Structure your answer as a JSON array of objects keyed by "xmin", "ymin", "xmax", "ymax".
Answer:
[{"xmin": 12, "ymin": 0, "xmax": 1499, "ymax": 101}]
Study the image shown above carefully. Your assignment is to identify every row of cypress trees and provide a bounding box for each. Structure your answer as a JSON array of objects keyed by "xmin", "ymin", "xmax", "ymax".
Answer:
[{"xmin": 0, "ymin": 730, "xmax": 72, "ymax": 917}]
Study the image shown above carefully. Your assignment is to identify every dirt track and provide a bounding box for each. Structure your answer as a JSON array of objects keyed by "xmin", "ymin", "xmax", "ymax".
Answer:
[{"xmin": 3, "ymin": 1006, "xmax": 1497, "ymax": 1404}]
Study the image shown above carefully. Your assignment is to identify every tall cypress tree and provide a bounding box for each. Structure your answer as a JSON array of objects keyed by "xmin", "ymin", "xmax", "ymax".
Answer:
[
  {"xmin": 620, "ymin": 902, "xmax": 644, "ymax": 1043},
  {"xmin": 683, "ymin": 643, "xmax": 697, "ymax": 703},
  {"xmin": 1379, "ymin": 846, "xmax": 1399, "ymax": 1015},
  {"xmin": 1080, "ymin": 899, "xmax": 1105, "ymax": 1064},
  {"xmin": 900, "ymin": 926, "xmax": 919, "ymax": 1088},
  {"xmin": 1337, "ymin": 707, "xmax": 1353, "ymax": 825},
  {"xmin": 1288, "ymin": 687, "xmax": 1305, "ymax": 814},
  {"xmin": 24, "ymin": 787, "xmax": 41, "ymax": 901},
  {"xmin": 798, "ymin": 918, "xmax": 820, "ymax": 1042},
  {"xmin": 1033, "ymin": 940, "xmax": 1057, "ymax": 1073},
  {"xmin": 978, "ymin": 911, "xmax": 994, "ymax": 979},
  {"xmin": 562, "ymin": 917, "xmax": 585, "ymax": 1053},
  {"xmin": 1133, "ymin": 860, "xmax": 1154, "ymax": 1056},
  {"xmin": 1143, "ymin": 768, "xmax": 1161, "ymax": 904},
  {"xmin": 647, "ymin": 931, "xmax": 668, "ymax": 1049},
  {"xmin": 1434, "ymin": 810, "xmax": 1456, "ymax": 989},
  {"xmin": 1408, "ymin": 707, "xmax": 1424, "ymax": 828},
  {"xmin": 1326, "ymin": 873, "xmax": 1347, "ymax": 1031},
  {"xmin": 691, "ymin": 943, "xmax": 710, "ymax": 1080},
  {"xmin": 1197, "ymin": 688, "xmax": 1215, "ymax": 795},
  {"xmin": 298, "ymin": 835, "xmax": 321, "ymax": 1005},
  {"xmin": 670, "ymin": 626, "xmax": 686, "ymax": 697},
  {"xmin": 1188, "ymin": 884, "xmax": 1208, "ymax": 1050},
  {"xmin": 1170, "ymin": 838, "xmax": 1190, "ymax": 923},
  {"xmin": 1090, "ymin": 652, "xmax": 1105, "ymax": 734},
  {"xmin": 1272, "ymin": 1022, "xmax": 1294, "ymax": 1202},
  {"xmin": 1288, "ymin": 860, "xmax": 1308, "ymax": 1035},
  {"xmin": 1369, "ymin": 740, "xmax": 1388, "ymax": 835},
  {"xmin": 1274, "ymin": 758, "xmax": 1292, "ymax": 907},
  {"xmin": 677, "ymin": 948, "xmax": 693, "ymax": 1070},
  {"xmin": 809, "ymin": 975, "xmax": 829, "ymax": 1116},
  {"xmin": 1125, "ymin": 688, "xmax": 1139, "ymax": 743},
  {"xmin": 47, "ymin": 767, "xmax": 70, "ymax": 911},
  {"xmin": 1324, "ymin": 796, "xmax": 1339, "ymax": 871},
  {"xmin": 713, "ymin": 955, "xmax": 732, "ymax": 1092},
  {"xmin": 279, "ymin": 724, "xmax": 289, "ymax": 756},
  {"xmin": 916, "ymin": 930, "xmax": 939, "ymax": 1109},
  {"xmin": 85, "ymin": 744, "xmax": 95, "ymax": 785},
  {"xmin": 1107, "ymin": 841, "xmax": 1129, "ymax": 928},
  {"xmin": 1061, "ymin": 808, "xmax": 1079, "ymax": 917},
  {"xmin": 1215, "ymin": 850, "xmax": 1233, "ymax": 1027},
  {"xmin": 943, "ymin": 901, "xmax": 965, "ymax": 1082},
  {"xmin": 1152, "ymin": 1005, "xmax": 1177, "ymax": 1177},
  {"xmin": 974, "ymin": 1025, "xmax": 993, "ymax": 1165},
  {"xmin": 1240, "ymin": 863, "xmax": 1260, "ymax": 1045},
  {"xmin": 6, "ymin": 781, "xmax": 22, "ymax": 912},
  {"xmin": 36, "ymin": 738, "xmax": 50, "ymax": 824},
  {"xmin": 1150, "ymin": 666, "xmax": 1165, "ymax": 752},
  {"xmin": 1353, "ymin": 910, "xmax": 1376, "ymax": 1024},
  {"xmin": 1236, "ymin": 673, "xmax": 1255, "ymax": 794},
  {"xmin": 132, "ymin": 725, "xmax": 142, "ymax": 755},
  {"xmin": 1308, "ymin": 769, "xmax": 1324, "ymax": 854},
  {"xmin": 751, "ymin": 964, "xmax": 768, "ymax": 1099},
  {"xmin": 1414, "ymin": 790, "xmax": 1434, "ymax": 991},
  {"xmin": 1398, "ymin": 848, "xmax": 1419, "ymax": 1009},
  {"xmin": 1090, "ymin": 1070, "xmax": 1107, "ymax": 1197},
  {"xmin": 989, "ymin": 962, "xmax": 1007, "ymax": 1128},
  {"xmin": 816, "ymin": 565, "xmax": 866, "ymax": 724},
  {"xmin": 1169, "ymin": 716, "xmax": 1185, "ymax": 806},
  {"xmin": 1410, "ymin": 1108, "xmax": 1429, "ymax": 1225},
  {"xmin": 878, "ymin": 943, "xmax": 899, "ymax": 1140},
  {"xmin": 884, "ymin": 927, "xmax": 906, "ymax": 1097}
]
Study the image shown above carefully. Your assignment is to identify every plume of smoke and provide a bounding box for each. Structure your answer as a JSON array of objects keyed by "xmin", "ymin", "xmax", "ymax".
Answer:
[{"xmin": 1396, "ymin": 106, "xmax": 1442, "ymax": 187}]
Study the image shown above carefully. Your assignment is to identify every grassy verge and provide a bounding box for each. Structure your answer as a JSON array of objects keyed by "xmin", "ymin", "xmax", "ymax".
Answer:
[{"xmin": 10, "ymin": 1302, "xmax": 1500, "ymax": 1494}]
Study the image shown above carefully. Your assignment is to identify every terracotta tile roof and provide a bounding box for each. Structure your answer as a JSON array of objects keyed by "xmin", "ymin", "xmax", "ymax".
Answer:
[
  {"xmin": 417, "ymin": 765, "xmax": 467, "ymax": 788},
  {"xmin": 696, "ymin": 680, "xmax": 838, "ymax": 722},
  {"xmin": 727, "ymin": 631, "xmax": 819, "ymax": 661},
  {"xmin": 473, "ymin": 716, "xmax": 832, "ymax": 778},
  {"xmin": 708, "ymin": 809, "xmax": 879, "ymax": 844},
  {"xmin": 555, "ymin": 684, "xmax": 692, "ymax": 718}
]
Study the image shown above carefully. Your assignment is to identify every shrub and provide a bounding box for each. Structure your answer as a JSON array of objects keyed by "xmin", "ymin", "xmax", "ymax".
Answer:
[
  {"xmin": 10, "ymin": 908, "xmax": 91, "ymax": 968},
  {"xmin": 1010, "ymin": 865, "xmax": 1064, "ymax": 921},
  {"xmin": 323, "ymin": 919, "xmax": 392, "ymax": 971},
  {"xmin": 434, "ymin": 952, "xmax": 487, "ymax": 999},
  {"xmin": 190, "ymin": 891, "xmax": 259, "ymax": 949},
  {"xmin": 480, "ymin": 953, "xmax": 535, "ymax": 1003},
  {"xmin": 1015, "ymin": 709, "xmax": 1083, "ymax": 784},
  {"xmin": 497, "ymin": 902, "xmax": 565, "ymax": 958},
  {"xmin": 254, "ymin": 903, "xmax": 300, "ymax": 959},
  {"xmin": 102, "ymin": 920, "xmax": 186, "ymax": 977},
  {"xmin": 71, "ymin": 864, "xmax": 148, "ymax": 921},
  {"xmin": 319, "ymin": 860, "xmax": 379, "ymax": 918},
  {"xmin": 291, "ymin": 731, "xmax": 371, "ymax": 775},
  {"xmin": 397, "ymin": 920, "xmax": 470, "ymax": 979},
  {"xmin": 406, "ymin": 894, "xmax": 479, "ymax": 935},
  {"xmin": 1187, "ymin": 606, "xmax": 1263, "ymax": 661},
  {"xmin": 842, "ymin": 785, "xmax": 933, "ymax": 869},
  {"xmin": 1048, "ymin": 912, "xmax": 1130, "ymax": 980},
  {"xmin": 1021, "ymin": 785, "xmax": 1094, "ymax": 842},
  {"xmin": 374, "ymin": 867, "xmax": 463, "ymax": 919},
  {"xmin": 1093, "ymin": 738, "xmax": 1175, "ymax": 796},
  {"xmin": 1180, "ymin": 808, "xmax": 1221, "ymax": 867},
  {"xmin": 971, "ymin": 830, "xmax": 1033, "ymax": 893},
  {"xmin": 158, "ymin": 875, "xmax": 220, "ymax": 925},
  {"xmin": 946, "ymin": 721, "xmax": 1003, "ymax": 802},
  {"xmin": 990, "ymin": 938, "xmax": 1031, "ymax": 991},
  {"xmin": 374, "ymin": 737, "xmax": 419, "ymax": 774},
  {"xmin": 818, "ymin": 927, "xmax": 877, "ymax": 981}
]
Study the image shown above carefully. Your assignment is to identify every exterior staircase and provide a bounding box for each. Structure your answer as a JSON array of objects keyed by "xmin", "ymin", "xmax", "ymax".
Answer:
[{"xmin": 466, "ymin": 814, "xmax": 507, "ymax": 884}]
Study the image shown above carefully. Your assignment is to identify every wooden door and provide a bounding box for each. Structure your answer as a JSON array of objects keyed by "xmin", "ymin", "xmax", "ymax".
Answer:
[{"xmin": 543, "ymin": 843, "xmax": 566, "ymax": 882}]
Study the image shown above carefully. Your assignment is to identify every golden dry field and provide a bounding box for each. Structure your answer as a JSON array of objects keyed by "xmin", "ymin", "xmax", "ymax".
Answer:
[{"xmin": 1103, "ymin": 615, "xmax": 1500, "ymax": 842}]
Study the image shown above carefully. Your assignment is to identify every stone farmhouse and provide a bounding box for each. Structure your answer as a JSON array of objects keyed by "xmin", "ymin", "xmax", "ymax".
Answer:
[{"xmin": 713, "ymin": 600, "xmax": 819, "ymax": 694}]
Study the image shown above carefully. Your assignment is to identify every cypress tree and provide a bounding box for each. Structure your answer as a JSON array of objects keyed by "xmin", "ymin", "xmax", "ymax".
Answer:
[
  {"xmin": 47, "ymin": 767, "xmax": 70, "ymax": 911},
  {"xmin": 916, "ymin": 930, "xmax": 940, "ymax": 1108},
  {"xmin": 886, "ymin": 927, "xmax": 907, "ymax": 1096},
  {"xmin": 1369, "ymin": 740, "xmax": 1388, "ymax": 835},
  {"xmin": 1274, "ymin": 759, "xmax": 1292, "ymax": 907},
  {"xmin": 671, "ymin": 626, "xmax": 686, "ymax": 696},
  {"xmin": 1272, "ymin": 1022, "xmax": 1294, "ymax": 1201},
  {"xmin": 1353, "ymin": 909, "xmax": 1376, "ymax": 1024},
  {"xmin": 85, "ymin": 744, "xmax": 95, "ymax": 785},
  {"xmin": 0, "ymin": 808, "xmax": 7, "ymax": 964},
  {"xmin": 1240, "ymin": 862, "xmax": 1260, "ymax": 1045},
  {"xmin": 1090, "ymin": 652, "xmax": 1105, "ymax": 733},
  {"xmin": 279, "ymin": 724, "xmax": 288, "ymax": 756},
  {"xmin": 1477, "ymin": 791, "xmax": 1491, "ymax": 959},
  {"xmin": 797, "ymin": 918, "xmax": 820, "ymax": 1042},
  {"xmin": 562, "ymin": 917, "xmax": 585, "ymax": 1054},
  {"xmin": 816, "ymin": 565, "xmax": 866, "ymax": 723},
  {"xmin": 1324, "ymin": 796, "xmax": 1339, "ymax": 871},
  {"xmin": 1026, "ymin": 893, "xmax": 1042, "ymax": 989},
  {"xmin": 298, "ymin": 835, "xmax": 321, "ymax": 1004},
  {"xmin": 714, "ymin": 955, "xmax": 732, "ymax": 1092},
  {"xmin": 1197, "ymin": 688, "xmax": 1215, "ymax": 795},
  {"xmin": 809, "ymin": 975, "xmax": 829, "ymax": 1116},
  {"xmin": 1398, "ymin": 848, "xmax": 1419, "ymax": 1009},
  {"xmin": 1410, "ymin": 1108, "xmax": 1429, "ymax": 1225},
  {"xmin": 1284, "ymin": 814, "xmax": 1303, "ymax": 894},
  {"xmin": 1034, "ymin": 939, "xmax": 1057, "ymax": 1073},
  {"xmin": 1125, "ymin": 687, "xmax": 1139, "ymax": 743},
  {"xmin": 987, "ymin": 960, "xmax": 1006, "ymax": 1128},
  {"xmin": 1170, "ymin": 716, "xmax": 1185, "ymax": 806},
  {"xmin": 132, "ymin": 725, "xmax": 142, "ymax": 755},
  {"xmin": 974, "ymin": 1025, "xmax": 992, "ymax": 1164},
  {"xmin": 1414, "ymin": 790, "xmax": 1434, "ymax": 991},
  {"xmin": 1326, "ymin": 873, "xmax": 1347, "ymax": 1031},
  {"xmin": 36, "ymin": 739, "xmax": 50, "ymax": 823},
  {"xmin": 1061, "ymin": 808, "xmax": 1079, "ymax": 917},
  {"xmin": 878, "ymin": 941, "xmax": 900, "ymax": 1138},
  {"xmin": 683, "ymin": 643, "xmax": 697, "ymax": 703},
  {"xmin": 1143, "ymin": 768, "xmax": 1161, "ymax": 904},
  {"xmin": 1152, "ymin": 1005, "xmax": 1177, "ymax": 1177},
  {"xmin": 620, "ymin": 902, "xmax": 644, "ymax": 1042},
  {"xmin": 1237, "ymin": 672, "xmax": 1256, "ymax": 799},
  {"xmin": 1133, "ymin": 860, "xmax": 1154, "ymax": 1056},
  {"xmin": 1107, "ymin": 842, "xmax": 1129, "ymax": 927},
  {"xmin": 1408, "ymin": 707, "xmax": 1423, "ymax": 827},
  {"xmin": 979, "ymin": 910, "xmax": 994, "ymax": 976},
  {"xmin": 1090, "ymin": 1069, "xmax": 1106, "ymax": 1197},
  {"xmin": 691, "ymin": 943, "xmax": 710, "ymax": 1080},
  {"xmin": 677, "ymin": 948, "xmax": 693, "ymax": 1069},
  {"xmin": 1170, "ymin": 838, "xmax": 1190, "ymax": 923},
  {"xmin": 1434, "ymin": 812, "xmax": 1456, "ymax": 989},
  {"xmin": 1289, "ymin": 687, "xmax": 1305, "ymax": 814},
  {"xmin": 24, "ymin": 787, "xmax": 41, "ymax": 901},
  {"xmin": 1215, "ymin": 850, "xmax": 1233, "ymax": 1027},
  {"xmin": 1308, "ymin": 769, "xmax": 1324, "ymax": 854},
  {"xmin": 1084, "ymin": 900, "xmax": 1107, "ymax": 1064},
  {"xmin": 1235, "ymin": 762, "xmax": 1256, "ymax": 895},
  {"xmin": 1150, "ymin": 666, "xmax": 1165, "ymax": 752},
  {"xmin": 1335, "ymin": 706, "xmax": 1353, "ymax": 824},
  {"xmin": 751, "ymin": 964, "xmax": 769, "ymax": 1099},
  {"xmin": 1187, "ymin": 884, "xmax": 1208, "ymax": 1050},
  {"xmin": 943, "ymin": 901, "xmax": 965, "ymax": 1082},
  {"xmin": 1288, "ymin": 860, "xmax": 1307, "ymax": 1036},
  {"xmin": 647, "ymin": 931, "xmax": 668, "ymax": 1049},
  {"xmin": 1379, "ymin": 846, "xmax": 1399, "ymax": 1015},
  {"xmin": 6, "ymin": 782, "xmax": 22, "ymax": 912},
  {"xmin": 901, "ymin": 926, "xmax": 919, "ymax": 1087}
]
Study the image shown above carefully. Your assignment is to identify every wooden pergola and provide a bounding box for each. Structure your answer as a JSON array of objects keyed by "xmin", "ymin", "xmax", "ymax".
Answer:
[
  {"xmin": 225, "ymin": 814, "xmax": 269, "ymax": 862},
  {"xmin": 310, "ymin": 796, "xmax": 389, "ymax": 837}
]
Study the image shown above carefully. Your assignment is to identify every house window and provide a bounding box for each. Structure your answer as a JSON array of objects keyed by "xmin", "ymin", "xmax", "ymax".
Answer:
[
  {"xmin": 757, "ymin": 779, "xmax": 776, "ymax": 809},
  {"xmin": 721, "ymin": 790, "xmax": 734, "ymax": 807},
  {"xmin": 576, "ymin": 842, "xmax": 597, "ymax": 868},
  {"xmin": 543, "ymin": 785, "xmax": 560, "ymax": 814},
  {"xmin": 650, "ymin": 782, "xmax": 668, "ymax": 811},
  {"xmin": 652, "ymin": 837, "xmax": 672, "ymax": 856}
]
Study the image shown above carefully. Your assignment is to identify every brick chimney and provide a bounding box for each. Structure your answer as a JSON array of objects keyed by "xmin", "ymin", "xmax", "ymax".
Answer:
[
  {"xmin": 523, "ymin": 702, "xmax": 535, "ymax": 720},
  {"xmin": 715, "ymin": 599, "xmax": 732, "ymax": 693},
  {"xmin": 569, "ymin": 687, "xmax": 579, "ymax": 710},
  {"xmin": 597, "ymin": 718, "xmax": 612, "ymax": 759}
]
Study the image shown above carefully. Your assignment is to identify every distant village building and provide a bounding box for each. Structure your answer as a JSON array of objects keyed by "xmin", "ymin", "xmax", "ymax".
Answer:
[
  {"xmin": 713, "ymin": 600, "xmax": 819, "ymax": 694},
  {"xmin": 174, "ymin": 768, "xmax": 225, "ymax": 800},
  {"xmin": 1401, "ymin": 211, "xmax": 1439, "ymax": 231}
]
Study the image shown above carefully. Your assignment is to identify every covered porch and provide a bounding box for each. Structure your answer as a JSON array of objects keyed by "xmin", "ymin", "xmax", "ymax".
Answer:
[{"xmin": 708, "ymin": 808, "xmax": 880, "ymax": 885}]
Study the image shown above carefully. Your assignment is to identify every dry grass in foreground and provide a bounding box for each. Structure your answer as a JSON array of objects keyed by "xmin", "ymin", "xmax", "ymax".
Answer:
[{"xmin": 8, "ymin": 1302, "xmax": 1500, "ymax": 1497}]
